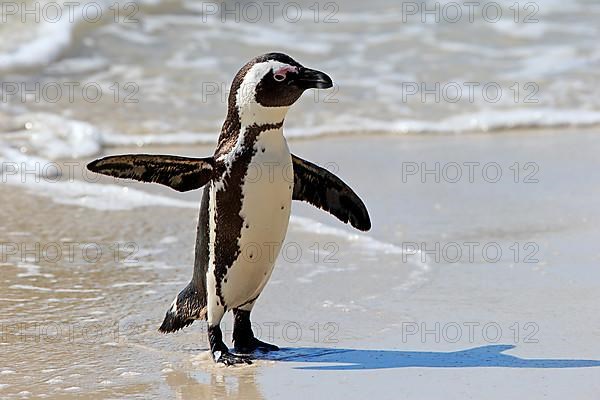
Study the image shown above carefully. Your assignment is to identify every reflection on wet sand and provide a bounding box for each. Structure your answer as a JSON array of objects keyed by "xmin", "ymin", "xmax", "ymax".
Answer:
[{"xmin": 165, "ymin": 368, "xmax": 264, "ymax": 400}]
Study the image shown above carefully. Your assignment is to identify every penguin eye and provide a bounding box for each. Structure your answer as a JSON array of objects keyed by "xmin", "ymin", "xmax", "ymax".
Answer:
[{"xmin": 273, "ymin": 73, "xmax": 286, "ymax": 82}]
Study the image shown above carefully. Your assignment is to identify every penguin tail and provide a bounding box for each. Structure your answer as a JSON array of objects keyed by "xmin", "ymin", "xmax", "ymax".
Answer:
[{"xmin": 158, "ymin": 282, "xmax": 207, "ymax": 333}]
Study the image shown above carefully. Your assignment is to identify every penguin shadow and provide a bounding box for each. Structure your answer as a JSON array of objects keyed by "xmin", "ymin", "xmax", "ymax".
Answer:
[{"xmin": 258, "ymin": 344, "xmax": 600, "ymax": 371}]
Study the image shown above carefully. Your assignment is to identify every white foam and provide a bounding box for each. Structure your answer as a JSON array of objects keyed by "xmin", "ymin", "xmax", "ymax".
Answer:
[
  {"xmin": 0, "ymin": 0, "xmax": 160, "ymax": 72},
  {"xmin": 101, "ymin": 131, "xmax": 216, "ymax": 147},
  {"xmin": 89, "ymin": 108, "xmax": 600, "ymax": 149},
  {"xmin": 120, "ymin": 371, "xmax": 142, "ymax": 377},
  {"xmin": 9, "ymin": 284, "xmax": 100, "ymax": 293},
  {"xmin": 0, "ymin": 141, "xmax": 198, "ymax": 211},
  {"xmin": 16, "ymin": 263, "xmax": 54, "ymax": 279},
  {"xmin": 46, "ymin": 57, "xmax": 110, "ymax": 75},
  {"xmin": 1, "ymin": 112, "xmax": 216, "ymax": 159},
  {"xmin": 285, "ymin": 108, "xmax": 600, "ymax": 138},
  {"xmin": 6, "ymin": 113, "xmax": 102, "ymax": 159},
  {"xmin": 442, "ymin": 109, "xmax": 600, "ymax": 132},
  {"xmin": 290, "ymin": 216, "xmax": 403, "ymax": 255},
  {"xmin": 111, "ymin": 282, "xmax": 153, "ymax": 288},
  {"xmin": 0, "ymin": 15, "xmax": 74, "ymax": 71},
  {"xmin": 0, "ymin": 370, "xmax": 16, "ymax": 375},
  {"xmin": 21, "ymin": 178, "xmax": 198, "ymax": 211},
  {"xmin": 290, "ymin": 216, "xmax": 431, "ymax": 291},
  {"xmin": 2, "ymin": 108, "xmax": 600, "ymax": 163}
]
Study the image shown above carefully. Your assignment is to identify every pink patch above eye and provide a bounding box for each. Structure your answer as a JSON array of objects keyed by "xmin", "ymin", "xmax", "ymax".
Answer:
[{"xmin": 273, "ymin": 65, "xmax": 298, "ymax": 80}]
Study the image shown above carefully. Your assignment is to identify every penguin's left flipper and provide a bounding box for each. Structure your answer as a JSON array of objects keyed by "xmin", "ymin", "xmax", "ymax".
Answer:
[
  {"xmin": 292, "ymin": 154, "xmax": 371, "ymax": 231},
  {"xmin": 87, "ymin": 154, "xmax": 214, "ymax": 192}
]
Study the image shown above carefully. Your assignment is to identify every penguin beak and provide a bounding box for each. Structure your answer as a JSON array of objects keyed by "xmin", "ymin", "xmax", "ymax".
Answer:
[{"xmin": 296, "ymin": 68, "xmax": 333, "ymax": 89}]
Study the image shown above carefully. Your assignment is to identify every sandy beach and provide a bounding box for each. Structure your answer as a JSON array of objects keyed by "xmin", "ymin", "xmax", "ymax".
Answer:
[{"xmin": 1, "ymin": 129, "xmax": 599, "ymax": 398}]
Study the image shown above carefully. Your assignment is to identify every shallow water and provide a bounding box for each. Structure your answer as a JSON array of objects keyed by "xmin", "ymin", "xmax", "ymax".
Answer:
[{"xmin": 0, "ymin": 143, "xmax": 427, "ymax": 397}]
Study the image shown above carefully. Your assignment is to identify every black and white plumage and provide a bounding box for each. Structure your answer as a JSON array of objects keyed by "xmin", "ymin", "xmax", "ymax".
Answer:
[{"xmin": 87, "ymin": 53, "xmax": 371, "ymax": 365}]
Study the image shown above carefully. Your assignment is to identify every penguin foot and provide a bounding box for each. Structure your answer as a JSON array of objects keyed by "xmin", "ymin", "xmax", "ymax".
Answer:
[
  {"xmin": 208, "ymin": 324, "xmax": 251, "ymax": 365},
  {"xmin": 234, "ymin": 337, "xmax": 280, "ymax": 354},
  {"xmin": 232, "ymin": 308, "xmax": 280, "ymax": 354},
  {"xmin": 213, "ymin": 350, "xmax": 252, "ymax": 366}
]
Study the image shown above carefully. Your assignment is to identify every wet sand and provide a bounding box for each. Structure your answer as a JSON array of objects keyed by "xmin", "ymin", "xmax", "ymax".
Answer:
[{"xmin": 1, "ymin": 129, "xmax": 600, "ymax": 399}]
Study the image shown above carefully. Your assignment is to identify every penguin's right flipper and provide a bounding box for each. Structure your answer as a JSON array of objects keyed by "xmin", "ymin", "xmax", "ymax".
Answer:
[
  {"xmin": 87, "ymin": 154, "xmax": 214, "ymax": 192},
  {"xmin": 292, "ymin": 154, "xmax": 371, "ymax": 231}
]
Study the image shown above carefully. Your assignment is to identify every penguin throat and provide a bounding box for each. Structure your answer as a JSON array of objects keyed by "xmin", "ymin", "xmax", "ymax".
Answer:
[
  {"xmin": 216, "ymin": 118, "xmax": 284, "ymax": 164},
  {"xmin": 237, "ymin": 101, "xmax": 290, "ymax": 127}
]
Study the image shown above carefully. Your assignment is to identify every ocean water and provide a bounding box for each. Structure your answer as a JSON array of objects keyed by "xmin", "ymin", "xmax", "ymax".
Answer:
[
  {"xmin": 0, "ymin": 0, "xmax": 595, "ymax": 305},
  {"xmin": 0, "ymin": 158, "xmax": 430, "ymax": 398},
  {"xmin": 1, "ymin": 0, "xmax": 600, "ymax": 160}
]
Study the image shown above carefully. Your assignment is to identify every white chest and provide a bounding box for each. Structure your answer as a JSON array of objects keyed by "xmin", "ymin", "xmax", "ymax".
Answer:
[{"xmin": 220, "ymin": 128, "xmax": 293, "ymax": 307}]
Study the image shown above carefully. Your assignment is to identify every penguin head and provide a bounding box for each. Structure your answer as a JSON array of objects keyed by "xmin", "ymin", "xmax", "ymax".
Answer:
[{"xmin": 229, "ymin": 53, "xmax": 333, "ymax": 126}]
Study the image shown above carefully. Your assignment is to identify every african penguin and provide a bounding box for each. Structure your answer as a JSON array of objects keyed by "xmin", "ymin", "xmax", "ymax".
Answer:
[{"xmin": 87, "ymin": 53, "xmax": 371, "ymax": 365}]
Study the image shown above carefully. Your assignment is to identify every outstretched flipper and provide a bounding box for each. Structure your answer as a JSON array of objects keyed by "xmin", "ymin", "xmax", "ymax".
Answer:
[
  {"xmin": 87, "ymin": 154, "xmax": 214, "ymax": 192},
  {"xmin": 292, "ymin": 154, "xmax": 371, "ymax": 231}
]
